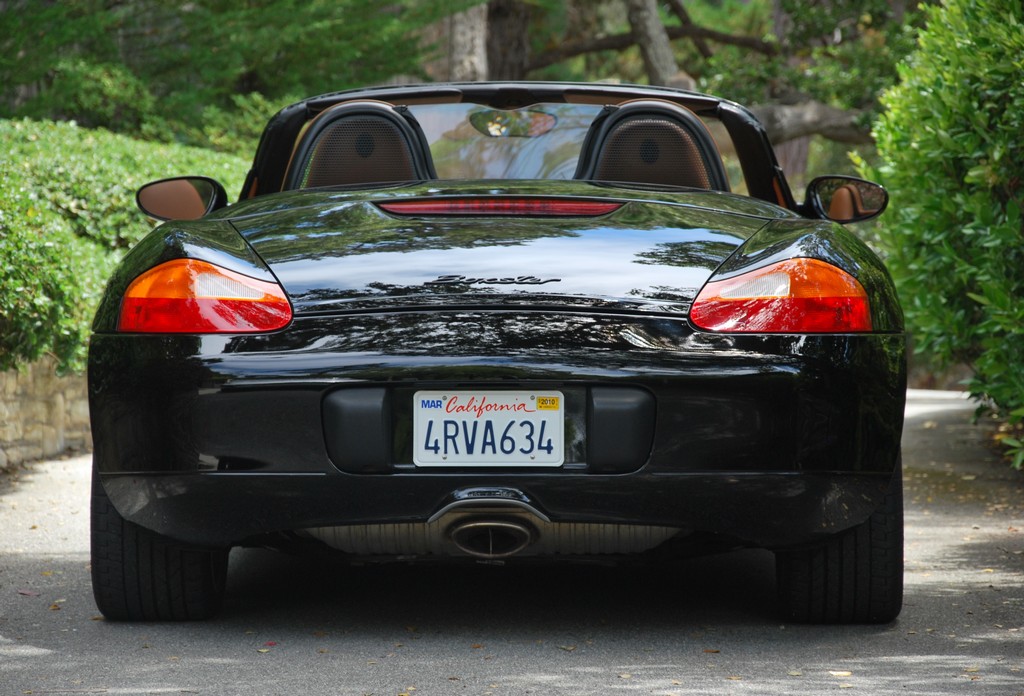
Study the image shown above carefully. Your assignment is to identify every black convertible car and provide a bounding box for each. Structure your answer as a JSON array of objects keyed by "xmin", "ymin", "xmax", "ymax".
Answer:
[{"xmin": 89, "ymin": 82, "xmax": 905, "ymax": 623}]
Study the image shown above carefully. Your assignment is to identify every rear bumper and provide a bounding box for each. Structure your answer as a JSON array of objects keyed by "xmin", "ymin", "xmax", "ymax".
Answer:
[
  {"xmin": 89, "ymin": 311, "xmax": 906, "ymax": 549},
  {"xmin": 98, "ymin": 469, "xmax": 894, "ymax": 549}
]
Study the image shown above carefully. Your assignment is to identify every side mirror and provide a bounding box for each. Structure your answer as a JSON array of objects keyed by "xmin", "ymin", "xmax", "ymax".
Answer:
[
  {"xmin": 136, "ymin": 177, "xmax": 228, "ymax": 221},
  {"xmin": 805, "ymin": 176, "xmax": 888, "ymax": 224}
]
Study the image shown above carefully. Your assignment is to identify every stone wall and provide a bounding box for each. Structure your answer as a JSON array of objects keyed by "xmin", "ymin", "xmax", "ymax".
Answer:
[{"xmin": 0, "ymin": 357, "xmax": 91, "ymax": 471}]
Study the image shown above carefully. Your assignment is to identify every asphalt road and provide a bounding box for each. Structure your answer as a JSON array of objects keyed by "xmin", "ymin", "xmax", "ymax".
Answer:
[{"xmin": 1, "ymin": 390, "xmax": 1021, "ymax": 695}]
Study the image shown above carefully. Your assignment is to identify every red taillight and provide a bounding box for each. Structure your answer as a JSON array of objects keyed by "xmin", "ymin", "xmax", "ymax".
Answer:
[
  {"xmin": 690, "ymin": 258, "xmax": 872, "ymax": 333},
  {"xmin": 377, "ymin": 198, "xmax": 623, "ymax": 217},
  {"xmin": 118, "ymin": 259, "xmax": 292, "ymax": 333}
]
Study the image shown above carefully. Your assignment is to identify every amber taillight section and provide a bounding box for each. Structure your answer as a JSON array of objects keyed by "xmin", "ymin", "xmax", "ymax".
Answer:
[
  {"xmin": 118, "ymin": 259, "xmax": 292, "ymax": 333},
  {"xmin": 690, "ymin": 258, "xmax": 872, "ymax": 333}
]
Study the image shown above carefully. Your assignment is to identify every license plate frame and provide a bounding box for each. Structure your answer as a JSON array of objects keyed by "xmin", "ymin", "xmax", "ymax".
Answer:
[{"xmin": 413, "ymin": 390, "xmax": 564, "ymax": 467}]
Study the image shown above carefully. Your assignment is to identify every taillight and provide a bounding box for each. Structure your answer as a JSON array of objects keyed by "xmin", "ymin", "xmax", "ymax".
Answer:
[
  {"xmin": 690, "ymin": 258, "xmax": 872, "ymax": 333},
  {"xmin": 377, "ymin": 198, "xmax": 623, "ymax": 217},
  {"xmin": 118, "ymin": 259, "xmax": 292, "ymax": 333}
]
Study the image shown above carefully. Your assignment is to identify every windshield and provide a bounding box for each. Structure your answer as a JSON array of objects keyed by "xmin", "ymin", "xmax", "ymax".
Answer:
[{"xmin": 409, "ymin": 103, "xmax": 604, "ymax": 180}]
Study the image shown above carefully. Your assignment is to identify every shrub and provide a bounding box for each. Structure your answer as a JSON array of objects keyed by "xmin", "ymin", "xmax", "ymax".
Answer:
[
  {"xmin": 199, "ymin": 92, "xmax": 295, "ymax": 156},
  {"xmin": 142, "ymin": 92, "xmax": 298, "ymax": 158},
  {"xmin": 0, "ymin": 197, "xmax": 95, "ymax": 372},
  {"xmin": 867, "ymin": 0, "xmax": 1024, "ymax": 467},
  {"xmin": 0, "ymin": 119, "xmax": 247, "ymax": 371},
  {"xmin": 20, "ymin": 59, "xmax": 156, "ymax": 133}
]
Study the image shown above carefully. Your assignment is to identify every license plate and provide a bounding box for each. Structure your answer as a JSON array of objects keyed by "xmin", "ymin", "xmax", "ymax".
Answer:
[{"xmin": 413, "ymin": 390, "xmax": 564, "ymax": 467}]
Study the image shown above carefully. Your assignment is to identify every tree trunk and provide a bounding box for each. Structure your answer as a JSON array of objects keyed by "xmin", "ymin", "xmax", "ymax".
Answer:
[
  {"xmin": 764, "ymin": 0, "xmax": 812, "ymax": 178},
  {"xmin": 751, "ymin": 101, "xmax": 873, "ymax": 145},
  {"xmin": 624, "ymin": 0, "xmax": 680, "ymax": 86},
  {"xmin": 486, "ymin": 0, "xmax": 530, "ymax": 80},
  {"xmin": 664, "ymin": 0, "xmax": 713, "ymax": 58},
  {"xmin": 448, "ymin": 4, "xmax": 488, "ymax": 81},
  {"xmin": 527, "ymin": 24, "xmax": 777, "ymax": 73},
  {"xmin": 774, "ymin": 137, "xmax": 810, "ymax": 184}
]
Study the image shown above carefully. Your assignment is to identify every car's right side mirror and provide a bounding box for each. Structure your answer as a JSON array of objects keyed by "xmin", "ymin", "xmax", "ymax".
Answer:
[{"xmin": 805, "ymin": 176, "xmax": 888, "ymax": 224}]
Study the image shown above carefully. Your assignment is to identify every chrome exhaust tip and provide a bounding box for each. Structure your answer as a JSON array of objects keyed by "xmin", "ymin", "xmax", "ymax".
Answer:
[{"xmin": 449, "ymin": 519, "xmax": 535, "ymax": 559}]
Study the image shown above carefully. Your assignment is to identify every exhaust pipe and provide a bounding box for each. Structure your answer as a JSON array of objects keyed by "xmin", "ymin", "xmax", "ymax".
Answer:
[{"xmin": 449, "ymin": 519, "xmax": 535, "ymax": 559}]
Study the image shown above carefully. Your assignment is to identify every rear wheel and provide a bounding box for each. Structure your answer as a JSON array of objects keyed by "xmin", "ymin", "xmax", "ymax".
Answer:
[
  {"xmin": 775, "ymin": 467, "xmax": 903, "ymax": 624},
  {"xmin": 91, "ymin": 471, "xmax": 228, "ymax": 621}
]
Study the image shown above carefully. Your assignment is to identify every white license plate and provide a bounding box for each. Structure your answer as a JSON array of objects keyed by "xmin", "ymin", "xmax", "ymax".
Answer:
[{"xmin": 413, "ymin": 390, "xmax": 564, "ymax": 467}]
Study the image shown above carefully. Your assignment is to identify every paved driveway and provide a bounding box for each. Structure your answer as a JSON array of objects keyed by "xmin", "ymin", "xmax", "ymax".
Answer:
[{"xmin": 1, "ymin": 390, "xmax": 1021, "ymax": 695}]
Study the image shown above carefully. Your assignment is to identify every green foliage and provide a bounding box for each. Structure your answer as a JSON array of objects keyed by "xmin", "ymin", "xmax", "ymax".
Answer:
[
  {"xmin": 195, "ymin": 92, "xmax": 295, "ymax": 156},
  {"xmin": 689, "ymin": 1, "xmax": 778, "ymax": 104},
  {"xmin": 141, "ymin": 92, "xmax": 297, "ymax": 158},
  {"xmin": 0, "ymin": 191, "xmax": 91, "ymax": 372},
  {"xmin": 1, "ymin": 0, "xmax": 471, "ymax": 155},
  {"xmin": 19, "ymin": 58, "xmax": 156, "ymax": 133},
  {"xmin": 776, "ymin": 0, "xmax": 921, "ymax": 108},
  {"xmin": 868, "ymin": 0, "xmax": 1024, "ymax": 467},
  {"xmin": 796, "ymin": 22, "xmax": 918, "ymax": 118},
  {"xmin": 524, "ymin": 0, "xmax": 918, "ymax": 134},
  {"xmin": 690, "ymin": 1, "xmax": 919, "ymax": 114},
  {"xmin": 0, "ymin": 119, "xmax": 246, "ymax": 371},
  {"xmin": 0, "ymin": 1, "xmax": 118, "ymax": 96}
]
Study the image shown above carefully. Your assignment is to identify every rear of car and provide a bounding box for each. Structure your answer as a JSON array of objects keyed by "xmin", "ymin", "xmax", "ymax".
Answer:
[{"xmin": 88, "ymin": 83, "xmax": 905, "ymax": 624}]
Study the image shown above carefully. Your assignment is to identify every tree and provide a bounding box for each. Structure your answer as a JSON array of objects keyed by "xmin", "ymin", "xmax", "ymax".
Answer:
[
  {"xmin": 446, "ymin": 3, "xmax": 490, "ymax": 81},
  {"xmin": 487, "ymin": 0, "xmax": 531, "ymax": 81},
  {"xmin": 518, "ymin": 0, "xmax": 921, "ymax": 146},
  {"xmin": 0, "ymin": 0, "xmax": 474, "ymax": 145},
  {"xmin": 868, "ymin": 0, "xmax": 1024, "ymax": 467},
  {"xmin": 1, "ymin": 1, "xmax": 922, "ymax": 154},
  {"xmin": 624, "ymin": 0, "xmax": 688, "ymax": 87}
]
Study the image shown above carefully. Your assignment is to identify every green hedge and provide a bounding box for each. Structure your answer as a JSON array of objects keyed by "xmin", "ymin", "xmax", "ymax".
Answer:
[
  {"xmin": 18, "ymin": 58, "xmax": 156, "ymax": 134},
  {"xmin": 867, "ymin": 0, "xmax": 1024, "ymax": 466},
  {"xmin": 0, "ymin": 119, "xmax": 247, "ymax": 372}
]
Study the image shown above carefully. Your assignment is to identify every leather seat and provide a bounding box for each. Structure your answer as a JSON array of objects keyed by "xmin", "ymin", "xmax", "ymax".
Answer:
[
  {"xmin": 828, "ymin": 183, "xmax": 867, "ymax": 221},
  {"xmin": 575, "ymin": 100, "xmax": 729, "ymax": 191},
  {"xmin": 284, "ymin": 101, "xmax": 435, "ymax": 190}
]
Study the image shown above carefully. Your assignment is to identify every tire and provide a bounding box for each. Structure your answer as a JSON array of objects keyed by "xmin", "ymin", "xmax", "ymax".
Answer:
[
  {"xmin": 91, "ymin": 471, "xmax": 229, "ymax": 621},
  {"xmin": 775, "ymin": 466, "xmax": 903, "ymax": 624}
]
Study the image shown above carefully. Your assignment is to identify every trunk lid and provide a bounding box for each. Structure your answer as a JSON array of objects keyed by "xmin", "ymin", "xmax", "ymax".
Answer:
[{"xmin": 228, "ymin": 183, "xmax": 781, "ymax": 316}]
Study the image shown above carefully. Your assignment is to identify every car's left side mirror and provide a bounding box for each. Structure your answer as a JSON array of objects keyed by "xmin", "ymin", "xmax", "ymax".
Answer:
[
  {"xmin": 136, "ymin": 176, "xmax": 228, "ymax": 221},
  {"xmin": 805, "ymin": 176, "xmax": 888, "ymax": 224}
]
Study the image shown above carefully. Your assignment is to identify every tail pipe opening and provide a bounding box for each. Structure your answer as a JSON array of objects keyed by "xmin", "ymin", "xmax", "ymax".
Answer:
[{"xmin": 448, "ymin": 519, "xmax": 535, "ymax": 559}]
